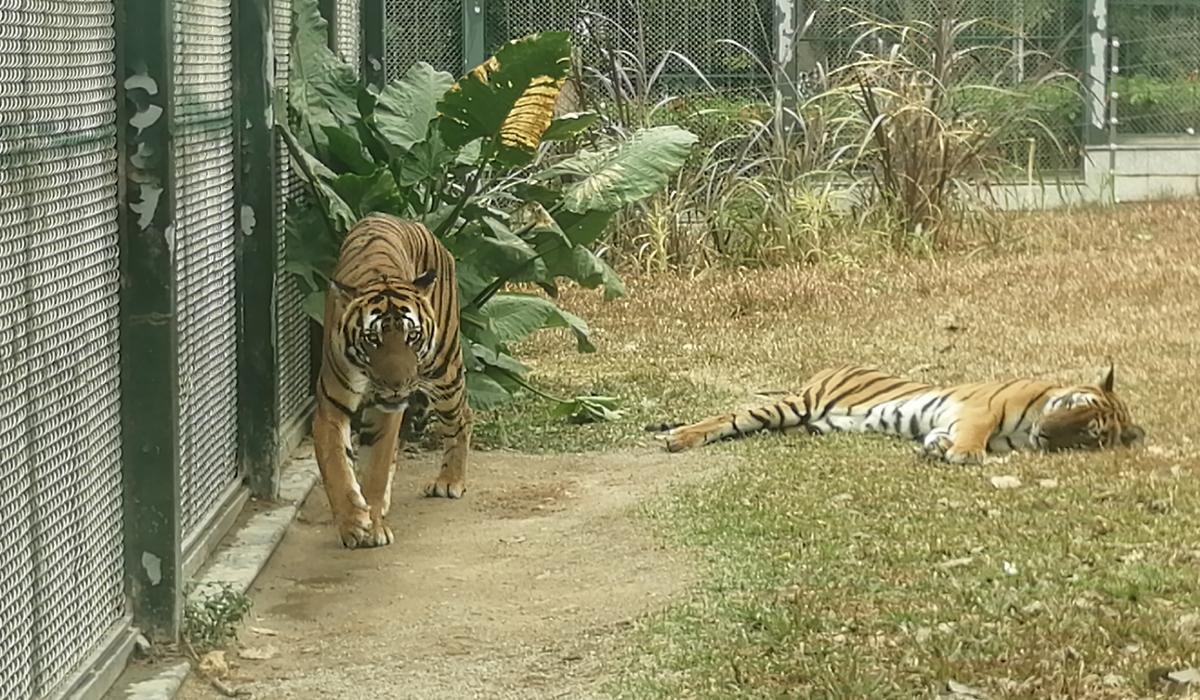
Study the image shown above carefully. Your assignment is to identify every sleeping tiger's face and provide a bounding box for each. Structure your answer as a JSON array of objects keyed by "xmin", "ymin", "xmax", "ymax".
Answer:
[
  {"xmin": 334, "ymin": 270, "xmax": 438, "ymax": 407},
  {"xmin": 1032, "ymin": 366, "xmax": 1145, "ymax": 452}
]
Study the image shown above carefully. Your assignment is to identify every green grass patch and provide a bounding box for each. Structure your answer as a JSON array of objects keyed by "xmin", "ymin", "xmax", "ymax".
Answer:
[
  {"xmin": 472, "ymin": 370, "xmax": 737, "ymax": 454},
  {"xmin": 611, "ymin": 434, "xmax": 1200, "ymax": 699}
]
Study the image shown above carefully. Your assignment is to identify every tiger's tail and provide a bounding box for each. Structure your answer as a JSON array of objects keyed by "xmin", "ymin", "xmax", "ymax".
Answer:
[{"xmin": 652, "ymin": 398, "xmax": 809, "ymax": 452}]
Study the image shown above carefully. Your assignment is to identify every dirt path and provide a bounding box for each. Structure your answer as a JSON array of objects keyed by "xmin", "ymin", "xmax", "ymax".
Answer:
[{"xmin": 178, "ymin": 445, "xmax": 714, "ymax": 700}]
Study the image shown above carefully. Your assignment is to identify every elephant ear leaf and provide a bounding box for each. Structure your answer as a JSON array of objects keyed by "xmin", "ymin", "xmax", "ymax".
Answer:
[{"xmin": 437, "ymin": 31, "xmax": 572, "ymax": 166}]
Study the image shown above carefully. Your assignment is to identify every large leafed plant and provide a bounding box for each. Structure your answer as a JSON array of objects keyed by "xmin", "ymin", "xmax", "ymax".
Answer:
[{"xmin": 280, "ymin": 0, "xmax": 696, "ymax": 415}]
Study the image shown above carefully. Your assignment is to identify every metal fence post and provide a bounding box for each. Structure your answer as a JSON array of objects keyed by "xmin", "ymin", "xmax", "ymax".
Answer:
[
  {"xmin": 116, "ymin": 0, "xmax": 183, "ymax": 641},
  {"xmin": 463, "ymin": 0, "xmax": 485, "ymax": 72},
  {"xmin": 319, "ymin": 0, "xmax": 338, "ymax": 49},
  {"xmin": 1084, "ymin": 0, "xmax": 1109, "ymax": 146},
  {"xmin": 235, "ymin": 0, "xmax": 283, "ymax": 499},
  {"xmin": 773, "ymin": 0, "xmax": 803, "ymax": 130},
  {"xmin": 363, "ymin": 0, "xmax": 386, "ymax": 89}
]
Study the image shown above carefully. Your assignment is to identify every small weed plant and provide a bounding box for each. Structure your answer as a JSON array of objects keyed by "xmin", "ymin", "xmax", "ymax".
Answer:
[{"xmin": 183, "ymin": 582, "xmax": 253, "ymax": 653}]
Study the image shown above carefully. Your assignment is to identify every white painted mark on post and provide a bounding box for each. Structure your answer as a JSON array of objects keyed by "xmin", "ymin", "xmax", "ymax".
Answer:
[
  {"xmin": 141, "ymin": 551, "xmax": 163, "ymax": 585},
  {"xmin": 240, "ymin": 205, "xmax": 257, "ymax": 236}
]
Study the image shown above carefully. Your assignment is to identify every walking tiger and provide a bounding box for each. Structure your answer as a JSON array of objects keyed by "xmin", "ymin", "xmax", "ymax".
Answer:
[{"xmin": 313, "ymin": 214, "xmax": 472, "ymax": 549}]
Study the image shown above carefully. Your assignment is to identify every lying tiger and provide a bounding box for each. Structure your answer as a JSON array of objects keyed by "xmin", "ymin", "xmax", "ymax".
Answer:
[{"xmin": 655, "ymin": 364, "xmax": 1144, "ymax": 463}]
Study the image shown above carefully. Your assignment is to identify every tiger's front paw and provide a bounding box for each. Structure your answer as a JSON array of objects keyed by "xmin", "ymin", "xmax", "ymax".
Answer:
[
  {"xmin": 337, "ymin": 510, "xmax": 394, "ymax": 548},
  {"xmin": 921, "ymin": 429, "xmax": 953, "ymax": 460},
  {"xmin": 424, "ymin": 475, "xmax": 466, "ymax": 499},
  {"xmin": 335, "ymin": 506, "xmax": 374, "ymax": 549},
  {"xmin": 363, "ymin": 511, "xmax": 395, "ymax": 548},
  {"xmin": 943, "ymin": 448, "xmax": 985, "ymax": 466}
]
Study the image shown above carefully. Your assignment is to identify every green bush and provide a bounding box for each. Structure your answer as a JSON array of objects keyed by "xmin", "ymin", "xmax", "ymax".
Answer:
[{"xmin": 1113, "ymin": 75, "xmax": 1200, "ymax": 135}]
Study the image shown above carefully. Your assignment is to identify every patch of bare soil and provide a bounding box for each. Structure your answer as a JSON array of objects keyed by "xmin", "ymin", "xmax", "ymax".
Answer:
[{"xmin": 177, "ymin": 447, "xmax": 715, "ymax": 700}]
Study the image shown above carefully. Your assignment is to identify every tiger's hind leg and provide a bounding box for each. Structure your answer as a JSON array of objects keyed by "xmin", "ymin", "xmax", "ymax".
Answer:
[
  {"xmin": 424, "ymin": 393, "xmax": 473, "ymax": 499},
  {"xmin": 662, "ymin": 398, "xmax": 808, "ymax": 452},
  {"xmin": 357, "ymin": 407, "xmax": 404, "ymax": 547}
]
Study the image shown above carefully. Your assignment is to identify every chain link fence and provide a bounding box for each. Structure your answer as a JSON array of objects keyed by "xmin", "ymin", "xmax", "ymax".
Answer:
[
  {"xmin": 173, "ymin": 0, "xmax": 242, "ymax": 540},
  {"xmin": 385, "ymin": 0, "xmax": 463, "ymax": 76},
  {"xmin": 1109, "ymin": 0, "xmax": 1200, "ymax": 136},
  {"xmin": 801, "ymin": 0, "xmax": 1086, "ymax": 171},
  {"xmin": 0, "ymin": 0, "xmax": 370, "ymax": 694},
  {"xmin": 276, "ymin": 0, "xmax": 316, "ymax": 451},
  {"xmin": 0, "ymin": 0, "xmax": 125, "ymax": 696},
  {"xmin": 438, "ymin": 0, "xmax": 1090, "ymax": 172}
]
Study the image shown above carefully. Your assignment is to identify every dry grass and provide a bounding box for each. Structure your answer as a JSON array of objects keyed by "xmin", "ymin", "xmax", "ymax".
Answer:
[
  {"xmin": 527, "ymin": 200, "xmax": 1200, "ymax": 439},
  {"xmin": 488, "ymin": 199, "xmax": 1200, "ymax": 699}
]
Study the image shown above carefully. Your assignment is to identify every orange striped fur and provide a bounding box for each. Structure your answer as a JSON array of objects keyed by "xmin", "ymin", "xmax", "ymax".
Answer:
[
  {"xmin": 314, "ymin": 214, "xmax": 472, "ymax": 548},
  {"xmin": 658, "ymin": 364, "xmax": 1143, "ymax": 463}
]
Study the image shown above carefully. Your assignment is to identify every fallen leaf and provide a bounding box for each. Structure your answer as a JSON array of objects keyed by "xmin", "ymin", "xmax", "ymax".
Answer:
[
  {"xmin": 1118, "ymin": 550, "xmax": 1144, "ymax": 564},
  {"xmin": 935, "ymin": 556, "xmax": 974, "ymax": 571},
  {"xmin": 499, "ymin": 535, "xmax": 527, "ymax": 545},
  {"xmin": 198, "ymin": 650, "xmax": 229, "ymax": 679},
  {"xmin": 1176, "ymin": 613, "xmax": 1200, "ymax": 635},
  {"xmin": 944, "ymin": 679, "xmax": 984, "ymax": 698},
  {"xmin": 249, "ymin": 626, "xmax": 279, "ymax": 637},
  {"xmin": 990, "ymin": 475, "xmax": 1021, "ymax": 490},
  {"xmin": 238, "ymin": 645, "xmax": 279, "ymax": 661},
  {"xmin": 1167, "ymin": 668, "xmax": 1200, "ymax": 685}
]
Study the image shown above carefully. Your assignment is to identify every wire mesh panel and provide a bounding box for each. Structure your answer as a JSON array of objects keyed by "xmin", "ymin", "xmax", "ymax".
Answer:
[
  {"xmin": 274, "ymin": 0, "xmax": 314, "ymax": 438},
  {"xmin": 0, "ymin": 0, "xmax": 124, "ymax": 695},
  {"xmin": 0, "ymin": 230, "xmax": 35, "ymax": 696},
  {"xmin": 173, "ymin": 0, "xmax": 241, "ymax": 536},
  {"xmin": 803, "ymin": 0, "xmax": 1084, "ymax": 171},
  {"xmin": 1110, "ymin": 0, "xmax": 1200, "ymax": 135},
  {"xmin": 487, "ymin": 0, "xmax": 774, "ymax": 93},
  {"xmin": 385, "ymin": 0, "xmax": 463, "ymax": 77},
  {"xmin": 334, "ymin": 0, "xmax": 362, "ymax": 71}
]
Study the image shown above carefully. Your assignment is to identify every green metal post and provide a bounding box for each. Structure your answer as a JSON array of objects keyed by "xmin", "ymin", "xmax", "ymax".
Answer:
[
  {"xmin": 320, "ymin": 0, "xmax": 338, "ymax": 50},
  {"xmin": 462, "ymin": 0, "xmax": 485, "ymax": 72},
  {"xmin": 363, "ymin": 0, "xmax": 386, "ymax": 90},
  {"xmin": 116, "ymin": 0, "xmax": 183, "ymax": 641},
  {"xmin": 234, "ymin": 0, "xmax": 282, "ymax": 498}
]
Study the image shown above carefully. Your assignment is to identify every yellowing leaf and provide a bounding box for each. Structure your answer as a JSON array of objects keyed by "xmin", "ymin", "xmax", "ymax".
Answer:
[
  {"xmin": 499, "ymin": 75, "xmax": 564, "ymax": 152},
  {"xmin": 436, "ymin": 32, "xmax": 572, "ymax": 165}
]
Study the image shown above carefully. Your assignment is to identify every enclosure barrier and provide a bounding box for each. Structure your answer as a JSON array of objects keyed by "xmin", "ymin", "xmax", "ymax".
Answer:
[
  {"xmin": 379, "ymin": 0, "xmax": 1199, "ymax": 185},
  {"xmin": 0, "ymin": 0, "xmax": 360, "ymax": 697},
  {"xmin": 0, "ymin": 0, "xmax": 1196, "ymax": 697}
]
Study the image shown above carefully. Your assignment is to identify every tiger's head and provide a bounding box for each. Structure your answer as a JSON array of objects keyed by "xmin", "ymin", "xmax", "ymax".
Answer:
[
  {"xmin": 1032, "ymin": 365, "xmax": 1145, "ymax": 453},
  {"xmin": 332, "ymin": 270, "xmax": 438, "ymax": 404}
]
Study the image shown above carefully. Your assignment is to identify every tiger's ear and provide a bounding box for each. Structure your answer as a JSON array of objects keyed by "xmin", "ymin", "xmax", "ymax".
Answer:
[
  {"xmin": 1098, "ymin": 364, "xmax": 1115, "ymax": 392},
  {"xmin": 329, "ymin": 278, "xmax": 357, "ymax": 304},
  {"xmin": 413, "ymin": 269, "xmax": 437, "ymax": 291},
  {"xmin": 1121, "ymin": 424, "xmax": 1146, "ymax": 446}
]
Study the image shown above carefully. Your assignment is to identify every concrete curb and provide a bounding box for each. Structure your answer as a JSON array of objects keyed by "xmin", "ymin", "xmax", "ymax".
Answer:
[
  {"xmin": 189, "ymin": 457, "xmax": 319, "ymax": 604},
  {"xmin": 109, "ymin": 457, "xmax": 319, "ymax": 699}
]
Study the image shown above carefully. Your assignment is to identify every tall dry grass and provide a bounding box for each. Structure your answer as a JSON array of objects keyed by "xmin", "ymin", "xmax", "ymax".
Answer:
[{"xmin": 568, "ymin": 4, "xmax": 1082, "ymax": 270}]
